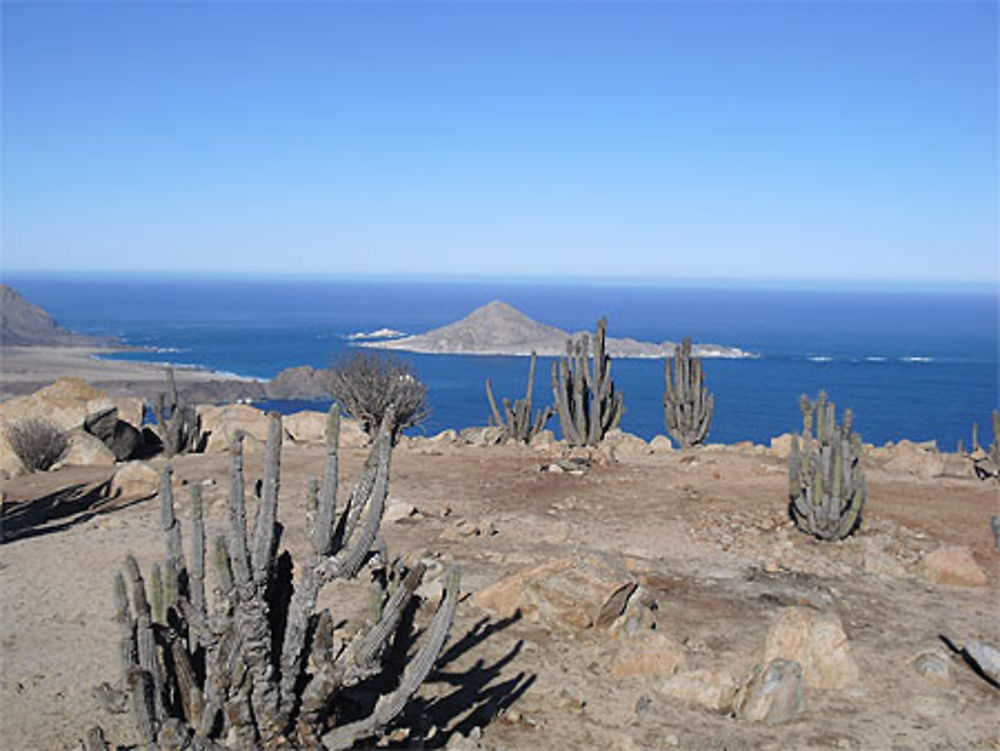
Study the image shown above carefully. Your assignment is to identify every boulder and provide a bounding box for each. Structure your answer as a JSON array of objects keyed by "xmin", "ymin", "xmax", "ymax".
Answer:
[
  {"xmin": 922, "ymin": 546, "xmax": 988, "ymax": 587},
  {"xmin": 606, "ymin": 430, "xmax": 651, "ymax": 459},
  {"xmin": 656, "ymin": 669, "xmax": 740, "ymax": 712},
  {"xmin": 472, "ymin": 551, "xmax": 636, "ymax": 632},
  {"xmin": 283, "ymin": 410, "xmax": 328, "ymax": 444},
  {"xmin": 649, "ymin": 435, "xmax": 674, "ymax": 453},
  {"xmin": 530, "ymin": 429, "xmax": 557, "ymax": 451},
  {"xmin": 339, "ymin": 418, "xmax": 369, "ymax": 448},
  {"xmin": 0, "ymin": 436, "xmax": 26, "ymax": 479},
  {"xmin": 109, "ymin": 461, "xmax": 160, "ymax": 498},
  {"xmin": 84, "ymin": 407, "xmax": 118, "ymax": 443},
  {"xmin": 200, "ymin": 404, "xmax": 271, "ymax": 452},
  {"xmin": 54, "ymin": 430, "xmax": 116, "ymax": 468},
  {"xmin": 736, "ymin": 658, "xmax": 806, "ymax": 725},
  {"xmin": 763, "ymin": 607, "xmax": 859, "ymax": 690},
  {"xmin": 84, "ymin": 406, "xmax": 144, "ymax": 461},
  {"xmin": 111, "ymin": 396, "xmax": 145, "ymax": 430},
  {"xmin": 769, "ymin": 433, "xmax": 795, "ymax": 460},
  {"xmin": 609, "ymin": 632, "xmax": 685, "ymax": 678},
  {"xmin": 883, "ymin": 440, "xmax": 945, "ymax": 478},
  {"xmin": 0, "ymin": 377, "xmax": 116, "ymax": 433}
]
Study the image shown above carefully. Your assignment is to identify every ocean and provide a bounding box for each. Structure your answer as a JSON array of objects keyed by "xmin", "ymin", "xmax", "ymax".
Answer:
[{"xmin": 4, "ymin": 275, "xmax": 997, "ymax": 449}]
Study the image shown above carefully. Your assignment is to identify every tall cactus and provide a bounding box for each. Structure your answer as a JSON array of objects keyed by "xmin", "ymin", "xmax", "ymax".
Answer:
[
  {"xmin": 152, "ymin": 367, "xmax": 203, "ymax": 456},
  {"xmin": 486, "ymin": 351, "xmax": 553, "ymax": 443},
  {"xmin": 788, "ymin": 392, "xmax": 867, "ymax": 541},
  {"xmin": 663, "ymin": 337, "xmax": 714, "ymax": 448},
  {"xmin": 91, "ymin": 406, "xmax": 460, "ymax": 750},
  {"xmin": 550, "ymin": 317, "xmax": 624, "ymax": 447}
]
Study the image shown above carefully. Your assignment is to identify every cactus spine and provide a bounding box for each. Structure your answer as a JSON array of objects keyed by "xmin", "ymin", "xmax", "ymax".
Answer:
[
  {"xmin": 486, "ymin": 351, "xmax": 553, "ymax": 443},
  {"xmin": 551, "ymin": 317, "xmax": 624, "ymax": 447},
  {"xmin": 663, "ymin": 337, "xmax": 714, "ymax": 448},
  {"xmin": 788, "ymin": 391, "xmax": 867, "ymax": 540},
  {"xmin": 93, "ymin": 406, "xmax": 460, "ymax": 749}
]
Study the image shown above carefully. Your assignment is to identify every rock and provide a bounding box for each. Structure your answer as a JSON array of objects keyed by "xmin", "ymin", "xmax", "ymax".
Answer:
[
  {"xmin": 0, "ymin": 436, "xmax": 26, "ymax": 478},
  {"xmin": 84, "ymin": 407, "xmax": 144, "ymax": 460},
  {"xmin": 530, "ymin": 429, "xmax": 557, "ymax": 450},
  {"xmin": 605, "ymin": 429, "xmax": 651, "ymax": 458},
  {"xmin": 883, "ymin": 440, "xmax": 945, "ymax": 478},
  {"xmin": 964, "ymin": 641, "xmax": 1000, "ymax": 684},
  {"xmin": 200, "ymin": 404, "xmax": 272, "ymax": 452},
  {"xmin": 84, "ymin": 407, "xmax": 118, "ymax": 442},
  {"xmin": 428, "ymin": 428, "xmax": 459, "ymax": 444},
  {"xmin": 922, "ymin": 546, "xmax": 988, "ymax": 587},
  {"xmin": 264, "ymin": 365, "xmax": 330, "ymax": 400},
  {"xmin": 608, "ymin": 586, "xmax": 658, "ymax": 637},
  {"xmin": 106, "ymin": 421, "xmax": 144, "ymax": 461},
  {"xmin": 736, "ymin": 658, "xmax": 806, "ymax": 725},
  {"xmin": 110, "ymin": 396, "xmax": 145, "ymax": 430},
  {"xmin": 2, "ymin": 377, "xmax": 117, "ymax": 433},
  {"xmin": 649, "ymin": 435, "xmax": 674, "ymax": 453},
  {"xmin": 472, "ymin": 551, "xmax": 635, "ymax": 632},
  {"xmin": 283, "ymin": 410, "xmax": 328, "ymax": 444},
  {"xmin": 910, "ymin": 651, "xmax": 953, "ymax": 688},
  {"xmin": 939, "ymin": 453, "xmax": 975, "ymax": 479},
  {"xmin": 769, "ymin": 433, "xmax": 795, "ymax": 460},
  {"xmin": 609, "ymin": 632, "xmax": 685, "ymax": 678},
  {"xmin": 763, "ymin": 607, "xmax": 859, "ymax": 690},
  {"xmin": 109, "ymin": 461, "xmax": 160, "ymax": 498},
  {"xmin": 339, "ymin": 418, "xmax": 369, "ymax": 447},
  {"xmin": 656, "ymin": 669, "xmax": 740, "ymax": 712},
  {"xmin": 459, "ymin": 426, "xmax": 504, "ymax": 446},
  {"xmin": 860, "ymin": 538, "xmax": 907, "ymax": 578},
  {"xmin": 54, "ymin": 430, "xmax": 116, "ymax": 468},
  {"xmin": 384, "ymin": 497, "xmax": 417, "ymax": 523}
]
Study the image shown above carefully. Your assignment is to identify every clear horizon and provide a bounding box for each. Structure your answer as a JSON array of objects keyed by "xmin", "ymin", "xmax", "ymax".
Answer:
[{"xmin": 3, "ymin": 2, "xmax": 997, "ymax": 284}]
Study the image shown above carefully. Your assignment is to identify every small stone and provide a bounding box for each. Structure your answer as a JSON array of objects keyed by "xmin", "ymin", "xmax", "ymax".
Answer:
[
  {"xmin": 384, "ymin": 497, "xmax": 417, "ymax": 523},
  {"xmin": 910, "ymin": 650, "xmax": 953, "ymax": 688}
]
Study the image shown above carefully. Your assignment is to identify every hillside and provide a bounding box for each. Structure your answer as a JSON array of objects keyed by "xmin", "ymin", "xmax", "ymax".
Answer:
[
  {"xmin": 363, "ymin": 300, "xmax": 752, "ymax": 358},
  {"xmin": 0, "ymin": 284, "xmax": 111, "ymax": 347}
]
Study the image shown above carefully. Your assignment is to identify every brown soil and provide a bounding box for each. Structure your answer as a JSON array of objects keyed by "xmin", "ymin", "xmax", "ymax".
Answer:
[{"xmin": 1, "ymin": 441, "xmax": 998, "ymax": 750}]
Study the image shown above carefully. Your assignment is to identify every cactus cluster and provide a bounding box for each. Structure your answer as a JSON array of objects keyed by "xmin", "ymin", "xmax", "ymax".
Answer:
[
  {"xmin": 90, "ymin": 406, "xmax": 460, "ymax": 750},
  {"xmin": 550, "ymin": 317, "xmax": 624, "ymax": 447},
  {"xmin": 485, "ymin": 351, "xmax": 553, "ymax": 444},
  {"xmin": 788, "ymin": 392, "xmax": 867, "ymax": 541},
  {"xmin": 153, "ymin": 368, "xmax": 204, "ymax": 456},
  {"xmin": 663, "ymin": 337, "xmax": 714, "ymax": 448}
]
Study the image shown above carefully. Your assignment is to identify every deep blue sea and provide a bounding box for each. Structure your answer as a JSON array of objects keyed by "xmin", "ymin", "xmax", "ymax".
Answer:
[{"xmin": 4, "ymin": 275, "xmax": 997, "ymax": 449}]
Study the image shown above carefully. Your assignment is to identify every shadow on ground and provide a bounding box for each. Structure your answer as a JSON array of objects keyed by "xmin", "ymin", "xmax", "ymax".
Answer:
[{"xmin": 0, "ymin": 479, "xmax": 152, "ymax": 543}]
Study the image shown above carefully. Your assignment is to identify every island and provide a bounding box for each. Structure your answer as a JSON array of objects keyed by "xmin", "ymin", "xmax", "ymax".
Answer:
[{"xmin": 361, "ymin": 300, "xmax": 754, "ymax": 358}]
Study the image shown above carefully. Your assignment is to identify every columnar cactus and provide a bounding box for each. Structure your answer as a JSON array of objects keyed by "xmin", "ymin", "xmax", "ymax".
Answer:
[
  {"xmin": 550, "ymin": 317, "xmax": 624, "ymax": 447},
  {"xmin": 486, "ymin": 351, "xmax": 553, "ymax": 443},
  {"xmin": 663, "ymin": 337, "xmax": 713, "ymax": 448},
  {"xmin": 152, "ymin": 367, "xmax": 203, "ymax": 456},
  {"xmin": 788, "ymin": 392, "xmax": 867, "ymax": 540},
  {"xmin": 91, "ymin": 406, "xmax": 460, "ymax": 750}
]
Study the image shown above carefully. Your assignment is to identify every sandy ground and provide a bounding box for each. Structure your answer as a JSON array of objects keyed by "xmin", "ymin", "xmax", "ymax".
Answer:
[
  {"xmin": 1, "ymin": 437, "xmax": 998, "ymax": 750},
  {"xmin": 0, "ymin": 346, "xmax": 248, "ymax": 396}
]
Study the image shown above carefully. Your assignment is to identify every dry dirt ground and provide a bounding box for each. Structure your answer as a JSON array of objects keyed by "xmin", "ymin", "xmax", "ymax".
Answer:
[{"xmin": 1, "ymin": 439, "xmax": 998, "ymax": 750}]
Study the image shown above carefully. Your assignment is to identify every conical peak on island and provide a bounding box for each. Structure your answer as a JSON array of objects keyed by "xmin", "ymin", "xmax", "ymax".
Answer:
[{"xmin": 362, "ymin": 300, "xmax": 754, "ymax": 359}]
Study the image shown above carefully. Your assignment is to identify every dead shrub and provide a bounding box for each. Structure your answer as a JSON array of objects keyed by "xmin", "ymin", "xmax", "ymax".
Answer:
[
  {"xmin": 328, "ymin": 351, "xmax": 429, "ymax": 440},
  {"xmin": 4, "ymin": 418, "xmax": 68, "ymax": 471}
]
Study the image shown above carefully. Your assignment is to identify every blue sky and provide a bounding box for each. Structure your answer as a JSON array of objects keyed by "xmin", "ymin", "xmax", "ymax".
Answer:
[{"xmin": 2, "ymin": 2, "xmax": 997, "ymax": 284}]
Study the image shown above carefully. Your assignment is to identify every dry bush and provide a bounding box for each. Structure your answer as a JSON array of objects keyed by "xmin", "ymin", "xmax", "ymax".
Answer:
[
  {"xmin": 328, "ymin": 351, "xmax": 429, "ymax": 440},
  {"xmin": 4, "ymin": 418, "xmax": 68, "ymax": 471}
]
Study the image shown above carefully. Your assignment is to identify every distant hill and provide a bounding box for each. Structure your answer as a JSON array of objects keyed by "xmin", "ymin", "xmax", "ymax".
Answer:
[
  {"xmin": 362, "ymin": 300, "xmax": 753, "ymax": 358},
  {"xmin": 0, "ymin": 284, "xmax": 112, "ymax": 347}
]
